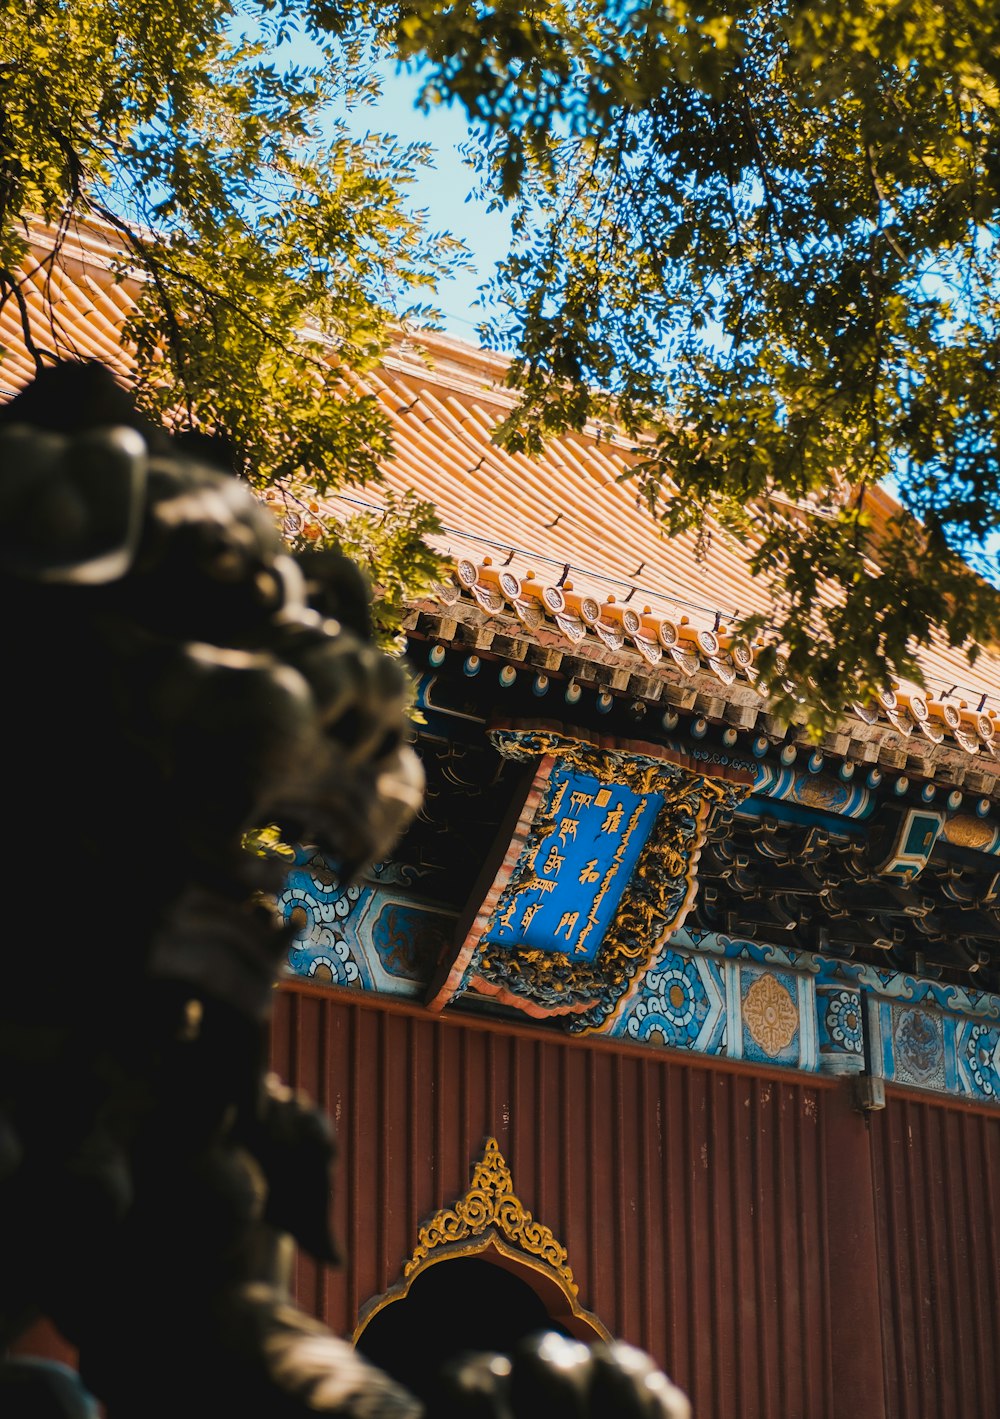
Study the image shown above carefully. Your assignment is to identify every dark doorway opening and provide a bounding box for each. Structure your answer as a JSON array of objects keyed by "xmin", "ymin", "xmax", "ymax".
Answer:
[{"xmin": 356, "ymin": 1255, "xmax": 572, "ymax": 1411}]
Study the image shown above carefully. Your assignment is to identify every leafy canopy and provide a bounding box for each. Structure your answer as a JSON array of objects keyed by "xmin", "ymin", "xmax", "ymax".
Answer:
[
  {"xmin": 6, "ymin": 0, "xmax": 1000, "ymax": 725},
  {"xmin": 0, "ymin": 0, "xmax": 462, "ymax": 616},
  {"xmin": 317, "ymin": 0, "xmax": 1000, "ymax": 724}
]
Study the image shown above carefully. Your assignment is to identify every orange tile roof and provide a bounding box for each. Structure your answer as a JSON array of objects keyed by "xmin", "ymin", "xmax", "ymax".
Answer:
[{"xmin": 4, "ymin": 217, "xmax": 1000, "ymax": 791}]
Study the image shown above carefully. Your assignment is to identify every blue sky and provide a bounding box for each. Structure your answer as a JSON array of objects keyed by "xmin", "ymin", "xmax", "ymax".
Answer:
[
  {"xmin": 347, "ymin": 62, "xmax": 512, "ymax": 340},
  {"xmin": 229, "ymin": 14, "xmax": 513, "ymax": 341}
]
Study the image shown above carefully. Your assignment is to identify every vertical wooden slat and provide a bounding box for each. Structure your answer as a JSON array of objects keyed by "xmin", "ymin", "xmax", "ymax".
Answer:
[
  {"xmin": 732, "ymin": 1078, "xmax": 746, "ymax": 1416},
  {"xmin": 458, "ymin": 1026, "xmax": 471, "ymax": 1182},
  {"xmin": 432, "ymin": 1012, "xmax": 444, "ymax": 1211},
  {"xmin": 557, "ymin": 1042, "xmax": 570, "ymax": 1279},
  {"xmin": 875, "ymin": 1094, "xmax": 904, "ymax": 1418},
  {"xmin": 955, "ymin": 1111, "xmax": 986, "ymax": 1412},
  {"xmin": 814, "ymin": 1077, "xmax": 835, "ymax": 1419},
  {"xmin": 907, "ymin": 1098, "xmax": 931, "ymax": 1412},
  {"xmin": 405, "ymin": 1017, "xmax": 418, "ymax": 1278},
  {"xmin": 583, "ymin": 1046, "xmax": 601, "ymax": 1323},
  {"xmin": 821, "ymin": 1076, "xmax": 887, "ymax": 1419},
  {"xmin": 347, "ymin": 1002, "xmax": 362, "ymax": 1322},
  {"xmin": 705, "ymin": 1074, "xmax": 725, "ymax": 1417},
  {"xmin": 375, "ymin": 1009, "xmax": 388, "ymax": 1288},
  {"xmin": 636, "ymin": 1058, "xmax": 653, "ymax": 1358},
  {"xmin": 536, "ymin": 1038, "xmax": 550, "ymax": 1250},
  {"xmin": 314, "ymin": 1002, "xmax": 331, "ymax": 1321},
  {"xmin": 661, "ymin": 1053, "xmax": 676, "ymax": 1369},
  {"xmin": 979, "ymin": 1111, "xmax": 1000, "ymax": 1392},
  {"xmin": 485, "ymin": 1030, "xmax": 496, "ymax": 1137},
  {"xmin": 681, "ymin": 1063, "xmax": 705, "ymax": 1414},
  {"xmin": 677, "ymin": 1061, "xmax": 694, "ymax": 1398},
  {"xmin": 774, "ymin": 1083, "xmax": 792, "ymax": 1419},
  {"xmin": 941, "ymin": 1110, "xmax": 968, "ymax": 1414},
  {"xmin": 925, "ymin": 1105, "xmax": 949, "ymax": 1413},
  {"xmin": 611, "ymin": 1051, "xmax": 626, "ymax": 1338}
]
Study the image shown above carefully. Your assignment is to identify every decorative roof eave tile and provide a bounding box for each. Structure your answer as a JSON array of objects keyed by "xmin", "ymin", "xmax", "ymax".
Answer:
[{"xmin": 405, "ymin": 576, "xmax": 1000, "ymax": 799}]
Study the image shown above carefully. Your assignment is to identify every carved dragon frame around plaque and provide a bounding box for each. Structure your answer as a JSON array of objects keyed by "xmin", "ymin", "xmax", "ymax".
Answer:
[{"xmin": 427, "ymin": 726, "xmax": 753, "ymax": 1032}]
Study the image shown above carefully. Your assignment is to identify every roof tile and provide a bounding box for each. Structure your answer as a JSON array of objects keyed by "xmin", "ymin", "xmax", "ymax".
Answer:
[{"xmin": 3, "ymin": 218, "xmax": 1000, "ymax": 774}]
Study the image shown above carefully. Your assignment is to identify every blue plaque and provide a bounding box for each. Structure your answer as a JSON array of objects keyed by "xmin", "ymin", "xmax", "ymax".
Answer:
[{"xmin": 483, "ymin": 766, "xmax": 662, "ymax": 962}]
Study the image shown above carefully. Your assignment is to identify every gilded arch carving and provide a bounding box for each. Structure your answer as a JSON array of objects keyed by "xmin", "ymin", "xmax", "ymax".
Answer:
[{"xmin": 353, "ymin": 1137, "xmax": 608, "ymax": 1343}]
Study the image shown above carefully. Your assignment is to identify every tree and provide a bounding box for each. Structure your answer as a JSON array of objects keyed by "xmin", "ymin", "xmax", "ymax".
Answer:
[
  {"xmin": 315, "ymin": 0, "xmax": 1000, "ymax": 726},
  {"xmin": 6, "ymin": 2, "xmax": 1000, "ymax": 725},
  {"xmin": 0, "ymin": 0, "xmax": 460, "ymax": 639}
]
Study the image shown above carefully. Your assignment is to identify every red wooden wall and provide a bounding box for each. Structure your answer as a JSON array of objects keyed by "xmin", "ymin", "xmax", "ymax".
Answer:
[
  {"xmin": 870, "ymin": 1088, "xmax": 1000, "ymax": 1417},
  {"xmin": 12, "ymin": 982, "xmax": 999, "ymax": 1419},
  {"xmin": 271, "ymin": 983, "xmax": 893, "ymax": 1419}
]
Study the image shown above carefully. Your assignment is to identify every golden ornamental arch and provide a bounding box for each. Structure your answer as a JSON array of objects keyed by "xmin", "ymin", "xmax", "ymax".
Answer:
[
  {"xmin": 353, "ymin": 1137, "xmax": 608, "ymax": 1343},
  {"xmin": 404, "ymin": 1136, "xmax": 575, "ymax": 1286}
]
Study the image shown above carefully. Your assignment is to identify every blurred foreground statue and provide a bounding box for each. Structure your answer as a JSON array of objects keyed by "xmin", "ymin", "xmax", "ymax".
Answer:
[{"xmin": 0, "ymin": 362, "xmax": 689, "ymax": 1419}]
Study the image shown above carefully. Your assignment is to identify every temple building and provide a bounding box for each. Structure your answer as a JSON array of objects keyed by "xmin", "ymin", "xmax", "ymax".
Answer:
[{"xmin": 5, "ymin": 219, "xmax": 1000, "ymax": 1419}]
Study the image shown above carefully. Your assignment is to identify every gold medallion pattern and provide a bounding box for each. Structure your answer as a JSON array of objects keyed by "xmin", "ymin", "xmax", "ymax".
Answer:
[
  {"xmin": 404, "ymin": 1137, "xmax": 577, "ymax": 1293},
  {"xmin": 743, "ymin": 973, "xmax": 799, "ymax": 1056},
  {"xmin": 942, "ymin": 815, "xmax": 997, "ymax": 851}
]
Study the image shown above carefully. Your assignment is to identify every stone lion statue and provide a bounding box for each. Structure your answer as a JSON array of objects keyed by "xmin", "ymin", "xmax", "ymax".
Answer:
[{"xmin": 0, "ymin": 362, "xmax": 689, "ymax": 1419}]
